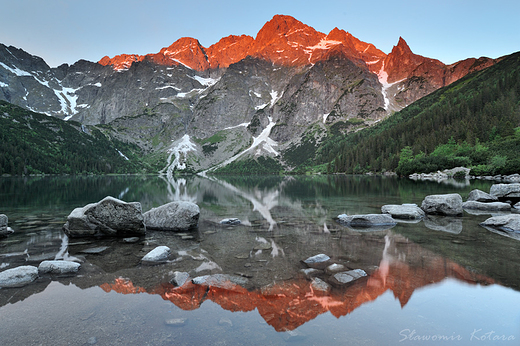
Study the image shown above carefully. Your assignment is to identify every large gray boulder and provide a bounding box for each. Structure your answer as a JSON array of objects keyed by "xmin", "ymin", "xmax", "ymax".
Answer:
[
  {"xmin": 490, "ymin": 183, "xmax": 520, "ymax": 199},
  {"xmin": 144, "ymin": 201, "xmax": 200, "ymax": 231},
  {"xmin": 38, "ymin": 260, "xmax": 81, "ymax": 274},
  {"xmin": 421, "ymin": 194, "xmax": 463, "ymax": 216},
  {"xmin": 467, "ymin": 189, "xmax": 498, "ymax": 202},
  {"xmin": 462, "ymin": 201, "xmax": 511, "ymax": 211},
  {"xmin": 480, "ymin": 214, "xmax": 520, "ymax": 232},
  {"xmin": 337, "ymin": 214, "xmax": 397, "ymax": 227},
  {"xmin": 381, "ymin": 204, "xmax": 425, "ymax": 220},
  {"xmin": 0, "ymin": 214, "xmax": 14, "ymax": 238},
  {"xmin": 63, "ymin": 196, "xmax": 145, "ymax": 238},
  {"xmin": 0, "ymin": 266, "xmax": 39, "ymax": 288}
]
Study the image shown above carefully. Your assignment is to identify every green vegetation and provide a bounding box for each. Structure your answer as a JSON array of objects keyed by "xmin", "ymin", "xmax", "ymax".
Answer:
[
  {"xmin": 0, "ymin": 100, "xmax": 152, "ymax": 175},
  {"xmin": 212, "ymin": 156, "xmax": 283, "ymax": 175},
  {"xmin": 319, "ymin": 51, "xmax": 520, "ymax": 175}
]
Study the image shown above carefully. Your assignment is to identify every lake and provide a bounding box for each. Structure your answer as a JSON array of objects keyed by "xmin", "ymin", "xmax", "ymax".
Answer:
[{"xmin": 0, "ymin": 174, "xmax": 519, "ymax": 345}]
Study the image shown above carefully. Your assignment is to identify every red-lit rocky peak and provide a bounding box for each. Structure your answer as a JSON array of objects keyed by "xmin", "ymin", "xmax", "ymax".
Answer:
[
  {"xmin": 151, "ymin": 37, "xmax": 210, "ymax": 71},
  {"xmin": 98, "ymin": 53, "xmax": 145, "ymax": 70},
  {"xmin": 383, "ymin": 37, "xmax": 445, "ymax": 85},
  {"xmin": 250, "ymin": 14, "xmax": 325, "ymax": 66},
  {"xmin": 206, "ymin": 34, "xmax": 254, "ymax": 69}
]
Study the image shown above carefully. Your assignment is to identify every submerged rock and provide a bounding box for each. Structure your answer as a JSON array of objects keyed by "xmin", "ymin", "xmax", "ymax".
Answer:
[
  {"xmin": 381, "ymin": 204, "xmax": 425, "ymax": 220},
  {"xmin": 421, "ymin": 193, "xmax": 463, "ymax": 216},
  {"xmin": 467, "ymin": 189, "xmax": 498, "ymax": 203},
  {"xmin": 63, "ymin": 196, "xmax": 145, "ymax": 238},
  {"xmin": 328, "ymin": 269, "xmax": 367, "ymax": 286},
  {"xmin": 462, "ymin": 201, "xmax": 511, "ymax": 211},
  {"xmin": 143, "ymin": 201, "xmax": 200, "ymax": 231},
  {"xmin": 38, "ymin": 260, "xmax": 81, "ymax": 274},
  {"xmin": 0, "ymin": 265, "xmax": 39, "ymax": 288},
  {"xmin": 142, "ymin": 246, "xmax": 171, "ymax": 263}
]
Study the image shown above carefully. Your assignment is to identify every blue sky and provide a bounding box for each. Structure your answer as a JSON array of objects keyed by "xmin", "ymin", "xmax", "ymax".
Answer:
[{"xmin": 1, "ymin": 0, "xmax": 518, "ymax": 67}]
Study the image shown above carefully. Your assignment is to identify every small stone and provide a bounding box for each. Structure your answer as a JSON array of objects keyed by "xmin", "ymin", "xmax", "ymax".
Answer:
[
  {"xmin": 329, "ymin": 269, "xmax": 367, "ymax": 286},
  {"xmin": 142, "ymin": 246, "xmax": 171, "ymax": 263},
  {"xmin": 38, "ymin": 260, "xmax": 81, "ymax": 274},
  {"xmin": 170, "ymin": 271, "xmax": 190, "ymax": 287},
  {"xmin": 235, "ymin": 253, "xmax": 250, "ymax": 259},
  {"xmin": 302, "ymin": 254, "xmax": 330, "ymax": 269},
  {"xmin": 325, "ymin": 263, "xmax": 346, "ymax": 274},
  {"xmin": 311, "ymin": 277, "xmax": 331, "ymax": 293},
  {"xmin": 123, "ymin": 237, "xmax": 140, "ymax": 243},
  {"xmin": 220, "ymin": 218, "xmax": 241, "ymax": 225}
]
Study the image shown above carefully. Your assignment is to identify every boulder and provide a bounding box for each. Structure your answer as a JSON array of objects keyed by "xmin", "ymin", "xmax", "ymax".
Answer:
[
  {"xmin": 480, "ymin": 214, "xmax": 520, "ymax": 234},
  {"xmin": 142, "ymin": 246, "xmax": 171, "ymax": 263},
  {"xmin": 337, "ymin": 214, "xmax": 397, "ymax": 227},
  {"xmin": 38, "ymin": 260, "xmax": 81, "ymax": 274},
  {"xmin": 381, "ymin": 204, "xmax": 425, "ymax": 220},
  {"xmin": 462, "ymin": 201, "xmax": 511, "ymax": 211},
  {"xmin": 0, "ymin": 266, "xmax": 39, "ymax": 288},
  {"xmin": 467, "ymin": 189, "xmax": 498, "ymax": 202},
  {"xmin": 0, "ymin": 214, "xmax": 14, "ymax": 238},
  {"xmin": 420, "ymin": 194, "xmax": 463, "ymax": 216},
  {"xmin": 302, "ymin": 254, "xmax": 331, "ymax": 269},
  {"xmin": 490, "ymin": 183, "xmax": 520, "ymax": 199},
  {"xmin": 325, "ymin": 263, "xmax": 346, "ymax": 274},
  {"xmin": 63, "ymin": 196, "xmax": 145, "ymax": 238},
  {"xmin": 328, "ymin": 269, "xmax": 367, "ymax": 286},
  {"xmin": 143, "ymin": 201, "xmax": 200, "ymax": 231}
]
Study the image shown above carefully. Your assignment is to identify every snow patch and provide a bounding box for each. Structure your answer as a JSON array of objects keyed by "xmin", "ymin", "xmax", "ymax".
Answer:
[
  {"xmin": 270, "ymin": 90, "xmax": 283, "ymax": 107},
  {"xmin": 0, "ymin": 62, "xmax": 32, "ymax": 76},
  {"xmin": 189, "ymin": 75, "xmax": 219, "ymax": 87},
  {"xmin": 322, "ymin": 112, "xmax": 330, "ymax": 123},
  {"xmin": 116, "ymin": 149, "xmax": 129, "ymax": 161},
  {"xmin": 155, "ymin": 85, "xmax": 181, "ymax": 91},
  {"xmin": 377, "ymin": 62, "xmax": 404, "ymax": 111},
  {"xmin": 224, "ymin": 122, "xmax": 250, "ymax": 130},
  {"xmin": 163, "ymin": 134, "xmax": 197, "ymax": 178}
]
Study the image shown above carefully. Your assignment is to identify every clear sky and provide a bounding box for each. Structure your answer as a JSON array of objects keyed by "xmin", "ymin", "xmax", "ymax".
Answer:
[{"xmin": 1, "ymin": 0, "xmax": 518, "ymax": 67}]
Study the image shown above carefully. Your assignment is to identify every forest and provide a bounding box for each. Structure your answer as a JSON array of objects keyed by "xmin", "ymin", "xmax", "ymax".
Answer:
[{"xmin": 319, "ymin": 51, "xmax": 520, "ymax": 176}]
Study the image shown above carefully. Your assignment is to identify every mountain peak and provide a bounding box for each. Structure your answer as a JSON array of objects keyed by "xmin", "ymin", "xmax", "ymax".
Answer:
[{"xmin": 393, "ymin": 37, "xmax": 413, "ymax": 55}]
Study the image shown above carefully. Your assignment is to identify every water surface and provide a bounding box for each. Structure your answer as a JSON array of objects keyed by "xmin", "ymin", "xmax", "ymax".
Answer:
[{"xmin": 0, "ymin": 175, "xmax": 519, "ymax": 345}]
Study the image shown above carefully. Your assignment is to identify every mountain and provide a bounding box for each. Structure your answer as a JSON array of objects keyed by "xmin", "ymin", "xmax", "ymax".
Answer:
[
  {"xmin": 0, "ymin": 15, "xmax": 500, "ymax": 175},
  {"xmin": 323, "ymin": 51, "xmax": 520, "ymax": 175}
]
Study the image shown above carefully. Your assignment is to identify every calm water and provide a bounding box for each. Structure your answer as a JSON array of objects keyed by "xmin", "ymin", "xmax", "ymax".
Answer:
[{"xmin": 0, "ymin": 175, "xmax": 519, "ymax": 345}]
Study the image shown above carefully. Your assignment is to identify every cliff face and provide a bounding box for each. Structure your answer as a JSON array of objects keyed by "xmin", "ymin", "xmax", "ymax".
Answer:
[{"xmin": 0, "ymin": 15, "xmax": 499, "ymax": 172}]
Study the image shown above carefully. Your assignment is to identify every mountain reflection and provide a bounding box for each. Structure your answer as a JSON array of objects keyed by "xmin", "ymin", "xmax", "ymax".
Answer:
[{"xmin": 100, "ymin": 232, "xmax": 494, "ymax": 332}]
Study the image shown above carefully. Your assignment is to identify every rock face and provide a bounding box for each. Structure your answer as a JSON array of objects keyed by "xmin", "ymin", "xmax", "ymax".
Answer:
[
  {"xmin": 337, "ymin": 214, "xmax": 397, "ymax": 227},
  {"xmin": 38, "ymin": 260, "xmax": 81, "ymax": 274},
  {"xmin": 381, "ymin": 204, "xmax": 425, "ymax": 220},
  {"xmin": 143, "ymin": 201, "xmax": 200, "ymax": 231},
  {"xmin": 421, "ymin": 194, "xmax": 463, "ymax": 216},
  {"xmin": 467, "ymin": 189, "xmax": 499, "ymax": 202},
  {"xmin": 62, "ymin": 196, "xmax": 146, "ymax": 238},
  {"xmin": 142, "ymin": 246, "xmax": 171, "ymax": 263},
  {"xmin": 462, "ymin": 201, "xmax": 511, "ymax": 211},
  {"xmin": 0, "ymin": 266, "xmax": 39, "ymax": 288}
]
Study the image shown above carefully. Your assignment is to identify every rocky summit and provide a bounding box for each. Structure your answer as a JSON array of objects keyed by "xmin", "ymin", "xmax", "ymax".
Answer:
[{"xmin": 0, "ymin": 15, "xmax": 497, "ymax": 173}]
